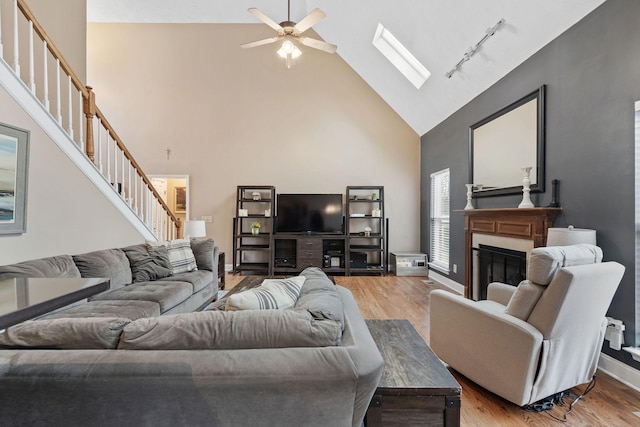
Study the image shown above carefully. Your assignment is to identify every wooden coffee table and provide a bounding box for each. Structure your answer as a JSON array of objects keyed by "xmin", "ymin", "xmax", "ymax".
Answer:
[{"xmin": 365, "ymin": 319, "xmax": 461, "ymax": 427}]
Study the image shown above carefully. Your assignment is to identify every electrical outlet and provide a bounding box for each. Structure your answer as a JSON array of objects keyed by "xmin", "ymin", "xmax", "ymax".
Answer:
[
  {"xmin": 201, "ymin": 216, "xmax": 213, "ymax": 223},
  {"xmin": 453, "ymin": 264, "xmax": 457, "ymax": 273}
]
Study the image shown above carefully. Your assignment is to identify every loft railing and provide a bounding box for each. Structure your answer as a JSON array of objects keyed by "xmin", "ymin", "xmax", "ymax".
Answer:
[{"xmin": 0, "ymin": 0, "xmax": 180, "ymax": 240}]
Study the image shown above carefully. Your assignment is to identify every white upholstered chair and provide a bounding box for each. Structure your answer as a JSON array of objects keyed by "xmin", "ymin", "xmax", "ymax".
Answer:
[{"xmin": 429, "ymin": 244, "xmax": 625, "ymax": 406}]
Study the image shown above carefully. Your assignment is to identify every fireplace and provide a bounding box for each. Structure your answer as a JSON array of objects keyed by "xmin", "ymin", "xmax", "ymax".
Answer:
[
  {"xmin": 474, "ymin": 244, "xmax": 526, "ymax": 300},
  {"xmin": 460, "ymin": 207, "xmax": 561, "ymax": 299}
]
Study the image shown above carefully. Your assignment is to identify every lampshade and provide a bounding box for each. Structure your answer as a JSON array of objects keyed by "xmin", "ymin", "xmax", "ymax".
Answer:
[
  {"xmin": 183, "ymin": 220, "xmax": 206, "ymax": 240},
  {"xmin": 546, "ymin": 226, "xmax": 596, "ymax": 246}
]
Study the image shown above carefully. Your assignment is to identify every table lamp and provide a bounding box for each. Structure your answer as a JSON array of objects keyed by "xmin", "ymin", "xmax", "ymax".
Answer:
[
  {"xmin": 183, "ymin": 220, "xmax": 206, "ymax": 241},
  {"xmin": 546, "ymin": 225, "xmax": 596, "ymax": 246}
]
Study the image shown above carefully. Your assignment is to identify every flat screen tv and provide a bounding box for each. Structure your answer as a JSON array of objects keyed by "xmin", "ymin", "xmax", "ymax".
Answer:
[{"xmin": 276, "ymin": 194, "xmax": 343, "ymax": 234}]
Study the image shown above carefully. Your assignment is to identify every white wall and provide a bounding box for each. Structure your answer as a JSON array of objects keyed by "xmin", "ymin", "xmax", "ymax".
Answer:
[
  {"xmin": 0, "ymin": 85, "xmax": 146, "ymax": 264},
  {"xmin": 87, "ymin": 23, "xmax": 421, "ymax": 258}
]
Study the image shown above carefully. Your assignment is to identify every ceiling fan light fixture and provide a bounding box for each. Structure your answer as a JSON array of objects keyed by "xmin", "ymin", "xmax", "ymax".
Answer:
[
  {"xmin": 372, "ymin": 23, "xmax": 430, "ymax": 89},
  {"xmin": 277, "ymin": 39, "xmax": 302, "ymax": 68}
]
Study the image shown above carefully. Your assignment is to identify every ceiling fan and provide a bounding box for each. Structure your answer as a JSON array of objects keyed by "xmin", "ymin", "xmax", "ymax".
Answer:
[{"xmin": 241, "ymin": 0, "xmax": 337, "ymax": 67}]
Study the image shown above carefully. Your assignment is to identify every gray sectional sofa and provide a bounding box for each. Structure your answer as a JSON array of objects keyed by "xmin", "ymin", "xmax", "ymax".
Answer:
[
  {"xmin": 0, "ymin": 238, "xmax": 219, "ymax": 319},
  {"xmin": 0, "ymin": 241, "xmax": 384, "ymax": 427}
]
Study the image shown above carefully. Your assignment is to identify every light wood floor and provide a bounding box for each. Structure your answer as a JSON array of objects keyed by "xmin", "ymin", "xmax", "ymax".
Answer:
[{"xmin": 224, "ymin": 273, "xmax": 640, "ymax": 426}]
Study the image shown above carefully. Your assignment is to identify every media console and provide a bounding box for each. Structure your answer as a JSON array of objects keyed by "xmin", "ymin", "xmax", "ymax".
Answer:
[
  {"xmin": 273, "ymin": 235, "xmax": 347, "ymax": 275},
  {"xmin": 232, "ymin": 185, "xmax": 386, "ymax": 276}
]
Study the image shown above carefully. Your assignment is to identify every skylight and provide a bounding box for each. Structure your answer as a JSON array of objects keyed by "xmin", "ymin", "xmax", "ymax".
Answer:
[{"xmin": 372, "ymin": 23, "xmax": 430, "ymax": 89}]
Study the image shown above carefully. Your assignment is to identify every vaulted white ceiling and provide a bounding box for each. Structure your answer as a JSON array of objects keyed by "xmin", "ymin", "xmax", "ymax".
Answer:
[{"xmin": 87, "ymin": 0, "xmax": 606, "ymax": 135}]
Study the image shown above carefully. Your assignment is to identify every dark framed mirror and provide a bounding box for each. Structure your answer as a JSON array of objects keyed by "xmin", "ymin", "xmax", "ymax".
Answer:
[{"xmin": 469, "ymin": 85, "xmax": 545, "ymax": 197}]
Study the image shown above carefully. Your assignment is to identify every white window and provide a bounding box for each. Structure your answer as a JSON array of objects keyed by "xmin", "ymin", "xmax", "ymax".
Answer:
[{"xmin": 430, "ymin": 168, "xmax": 450, "ymax": 273}]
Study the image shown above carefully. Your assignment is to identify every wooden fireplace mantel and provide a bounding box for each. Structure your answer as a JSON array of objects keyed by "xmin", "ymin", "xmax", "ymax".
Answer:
[{"xmin": 459, "ymin": 207, "xmax": 562, "ymax": 298}]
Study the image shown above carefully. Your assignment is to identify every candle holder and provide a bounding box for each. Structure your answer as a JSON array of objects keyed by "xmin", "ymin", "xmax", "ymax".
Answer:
[
  {"xmin": 518, "ymin": 167, "xmax": 534, "ymax": 208},
  {"xmin": 465, "ymin": 184, "xmax": 474, "ymax": 210}
]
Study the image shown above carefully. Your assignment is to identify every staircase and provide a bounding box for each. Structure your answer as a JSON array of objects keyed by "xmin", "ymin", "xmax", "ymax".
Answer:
[{"xmin": 0, "ymin": 0, "xmax": 179, "ymax": 241}]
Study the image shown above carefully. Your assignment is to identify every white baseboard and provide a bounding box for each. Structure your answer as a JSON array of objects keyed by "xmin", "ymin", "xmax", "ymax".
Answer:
[
  {"xmin": 426, "ymin": 270, "xmax": 464, "ymax": 295},
  {"xmin": 598, "ymin": 353, "xmax": 640, "ymax": 392}
]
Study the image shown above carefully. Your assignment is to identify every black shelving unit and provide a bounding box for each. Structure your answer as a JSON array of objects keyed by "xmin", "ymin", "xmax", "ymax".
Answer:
[
  {"xmin": 345, "ymin": 186, "xmax": 386, "ymax": 275},
  {"xmin": 232, "ymin": 185, "xmax": 276, "ymax": 275}
]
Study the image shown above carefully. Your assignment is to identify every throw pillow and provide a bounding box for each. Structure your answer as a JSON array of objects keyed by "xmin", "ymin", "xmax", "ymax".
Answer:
[
  {"xmin": 148, "ymin": 239, "xmax": 198, "ymax": 274},
  {"xmin": 72, "ymin": 249, "xmax": 132, "ymax": 289},
  {"xmin": 505, "ymin": 280, "xmax": 546, "ymax": 321},
  {"xmin": 122, "ymin": 244, "xmax": 172, "ymax": 282},
  {"xmin": 226, "ymin": 276, "xmax": 306, "ymax": 311}
]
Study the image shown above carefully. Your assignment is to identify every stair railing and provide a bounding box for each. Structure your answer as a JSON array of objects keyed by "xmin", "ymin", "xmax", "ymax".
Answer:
[{"xmin": 0, "ymin": 0, "xmax": 180, "ymax": 240}]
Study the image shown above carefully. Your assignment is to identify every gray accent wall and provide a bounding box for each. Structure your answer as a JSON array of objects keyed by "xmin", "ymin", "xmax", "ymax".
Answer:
[{"xmin": 421, "ymin": 0, "xmax": 640, "ymax": 368}]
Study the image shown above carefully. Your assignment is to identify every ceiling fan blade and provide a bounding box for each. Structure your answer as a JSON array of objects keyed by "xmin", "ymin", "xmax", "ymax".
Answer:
[
  {"xmin": 248, "ymin": 8, "xmax": 284, "ymax": 34},
  {"xmin": 294, "ymin": 8, "xmax": 326, "ymax": 34},
  {"xmin": 240, "ymin": 36, "xmax": 280, "ymax": 49},
  {"xmin": 299, "ymin": 36, "xmax": 337, "ymax": 54}
]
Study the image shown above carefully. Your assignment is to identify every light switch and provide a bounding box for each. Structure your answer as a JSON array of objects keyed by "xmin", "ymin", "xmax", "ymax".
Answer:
[{"xmin": 201, "ymin": 216, "xmax": 213, "ymax": 223}]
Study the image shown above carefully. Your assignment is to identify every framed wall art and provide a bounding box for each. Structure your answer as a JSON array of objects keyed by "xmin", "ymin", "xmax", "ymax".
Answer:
[
  {"xmin": 0, "ymin": 123, "xmax": 30, "ymax": 235},
  {"xmin": 174, "ymin": 186, "xmax": 186, "ymax": 213}
]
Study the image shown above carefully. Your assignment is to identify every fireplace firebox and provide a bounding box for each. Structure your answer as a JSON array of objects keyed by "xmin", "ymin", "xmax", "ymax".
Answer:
[{"xmin": 473, "ymin": 244, "xmax": 526, "ymax": 300}]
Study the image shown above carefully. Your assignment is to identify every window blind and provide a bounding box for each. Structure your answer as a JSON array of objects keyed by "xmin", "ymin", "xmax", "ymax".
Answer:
[{"xmin": 430, "ymin": 168, "xmax": 450, "ymax": 273}]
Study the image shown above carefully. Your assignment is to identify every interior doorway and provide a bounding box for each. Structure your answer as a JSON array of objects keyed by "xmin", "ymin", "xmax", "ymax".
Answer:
[{"xmin": 148, "ymin": 174, "xmax": 190, "ymax": 225}]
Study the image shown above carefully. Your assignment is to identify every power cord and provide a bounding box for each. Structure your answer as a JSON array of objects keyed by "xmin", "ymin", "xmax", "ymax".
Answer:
[{"xmin": 522, "ymin": 374, "xmax": 597, "ymax": 422}]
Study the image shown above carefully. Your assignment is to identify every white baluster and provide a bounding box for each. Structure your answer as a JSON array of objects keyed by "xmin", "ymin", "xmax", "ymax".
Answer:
[
  {"xmin": 68, "ymin": 75, "xmax": 74, "ymax": 140},
  {"xmin": 113, "ymin": 141, "xmax": 118, "ymax": 193},
  {"xmin": 120, "ymin": 147, "xmax": 125, "ymax": 197},
  {"xmin": 56, "ymin": 59, "xmax": 61, "ymax": 124},
  {"xmin": 78, "ymin": 91, "xmax": 84, "ymax": 150},
  {"xmin": 43, "ymin": 41, "xmax": 49, "ymax": 111},
  {"xmin": 28, "ymin": 20, "xmax": 35, "ymax": 93},
  {"xmin": 98, "ymin": 120, "xmax": 103, "ymax": 173},
  {"xmin": 106, "ymin": 134, "xmax": 111, "ymax": 182},
  {"xmin": 12, "ymin": 0, "xmax": 19, "ymax": 74},
  {"xmin": 0, "ymin": 2, "xmax": 4, "ymax": 56}
]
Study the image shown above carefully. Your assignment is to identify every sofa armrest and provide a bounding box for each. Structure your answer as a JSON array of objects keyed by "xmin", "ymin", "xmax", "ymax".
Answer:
[
  {"xmin": 487, "ymin": 282, "xmax": 517, "ymax": 305},
  {"xmin": 429, "ymin": 289, "xmax": 543, "ymax": 406}
]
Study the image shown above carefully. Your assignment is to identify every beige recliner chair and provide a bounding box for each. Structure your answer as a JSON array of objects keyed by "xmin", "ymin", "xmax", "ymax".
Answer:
[{"xmin": 429, "ymin": 244, "xmax": 625, "ymax": 406}]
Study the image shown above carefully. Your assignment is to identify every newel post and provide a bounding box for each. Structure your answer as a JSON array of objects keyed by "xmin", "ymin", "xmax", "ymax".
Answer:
[
  {"xmin": 176, "ymin": 218, "xmax": 183, "ymax": 239},
  {"xmin": 83, "ymin": 86, "xmax": 96, "ymax": 163}
]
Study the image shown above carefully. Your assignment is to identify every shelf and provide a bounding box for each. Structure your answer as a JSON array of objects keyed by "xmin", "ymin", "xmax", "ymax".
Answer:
[
  {"xmin": 350, "ymin": 244, "xmax": 383, "ymax": 249},
  {"xmin": 235, "ymin": 262, "xmax": 270, "ymax": 271},
  {"xmin": 236, "ymin": 245, "xmax": 271, "ymax": 251},
  {"xmin": 234, "ymin": 185, "xmax": 276, "ymax": 275}
]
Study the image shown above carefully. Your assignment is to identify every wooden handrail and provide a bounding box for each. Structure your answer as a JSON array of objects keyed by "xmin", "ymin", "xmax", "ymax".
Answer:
[
  {"xmin": 17, "ymin": 0, "xmax": 87, "ymax": 94},
  {"xmin": 92, "ymin": 104, "xmax": 179, "ymax": 225},
  {"xmin": 13, "ymin": 0, "xmax": 179, "ymax": 235}
]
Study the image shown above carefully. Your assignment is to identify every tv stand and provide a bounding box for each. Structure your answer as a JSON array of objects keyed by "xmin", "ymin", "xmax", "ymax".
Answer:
[{"xmin": 273, "ymin": 235, "xmax": 347, "ymax": 275}]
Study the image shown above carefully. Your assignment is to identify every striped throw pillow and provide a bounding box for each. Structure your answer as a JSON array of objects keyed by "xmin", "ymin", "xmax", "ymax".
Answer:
[
  {"xmin": 148, "ymin": 239, "xmax": 198, "ymax": 274},
  {"xmin": 226, "ymin": 276, "xmax": 306, "ymax": 310}
]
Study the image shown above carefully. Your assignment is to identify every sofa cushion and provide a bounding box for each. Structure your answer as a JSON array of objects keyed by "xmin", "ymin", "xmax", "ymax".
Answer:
[
  {"xmin": 148, "ymin": 239, "xmax": 198, "ymax": 274},
  {"xmin": 190, "ymin": 238, "xmax": 215, "ymax": 271},
  {"xmin": 169, "ymin": 270, "xmax": 213, "ymax": 293},
  {"xmin": 90, "ymin": 281, "xmax": 193, "ymax": 313},
  {"xmin": 527, "ymin": 244, "xmax": 603, "ymax": 285},
  {"xmin": 42, "ymin": 300, "xmax": 161, "ymax": 320},
  {"xmin": 0, "ymin": 317, "xmax": 130, "ymax": 349},
  {"xmin": 73, "ymin": 249, "xmax": 132, "ymax": 289},
  {"xmin": 505, "ymin": 280, "xmax": 546, "ymax": 320},
  {"xmin": 122, "ymin": 244, "xmax": 172, "ymax": 283},
  {"xmin": 0, "ymin": 255, "xmax": 80, "ymax": 280},
  {"xmin": 118, "ymin": 308, "xmax": 342, "ymax": 350},
  {"xmin": 297, "ymin": 267, "xmax": 345, "ymax": 328},
  {"xmin": 226, "ymin": 276, "xmax": 306, "ymax": 311}
]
